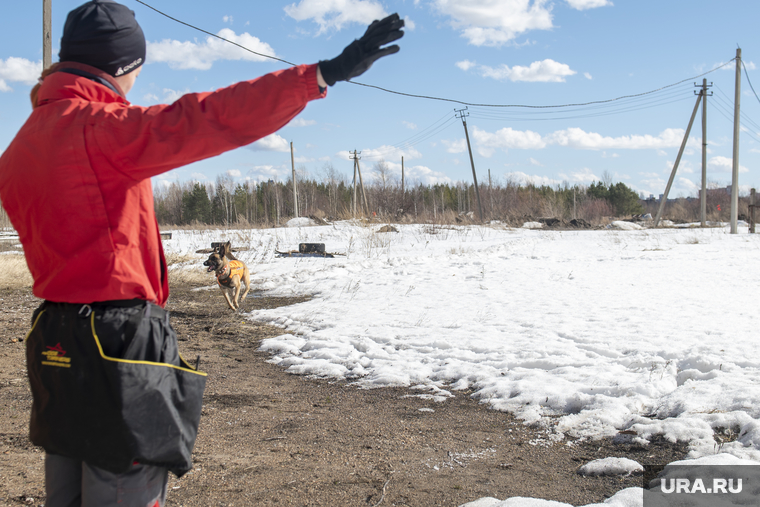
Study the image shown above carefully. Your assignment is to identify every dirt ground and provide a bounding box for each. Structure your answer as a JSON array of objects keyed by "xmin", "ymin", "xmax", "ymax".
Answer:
[{"xmin": 0, "ymin": 280, "xmax": 688, "ymax": 507}]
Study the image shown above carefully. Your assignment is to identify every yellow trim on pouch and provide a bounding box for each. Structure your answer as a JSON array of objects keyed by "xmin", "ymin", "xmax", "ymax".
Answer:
[{"xmin": 89, "ymin": 313, "xmax": 207, "ymax": 377}]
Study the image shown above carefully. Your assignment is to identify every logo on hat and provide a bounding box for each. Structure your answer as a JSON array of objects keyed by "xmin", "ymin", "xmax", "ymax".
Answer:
[{"xmin": 115, "ymin": 57, "xmax": 143, "ymax": 77}]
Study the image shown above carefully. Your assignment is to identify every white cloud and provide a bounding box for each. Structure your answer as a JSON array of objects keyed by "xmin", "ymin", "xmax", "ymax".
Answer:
[
  {"xmin": 432, "ymin": 0, "xmax": 554, "ymax": 46},
  {"xmin": 284, "ymin": 0, "xmax": 387, "ymax": 33},
  {"xmin": 708, "ymin": 155, "xmax": 749, "ymax": 173},
  {"xmin": 456, "ymin": 59, "xmax": 477, "ymax": 71},
  {"xmin": 677, "ymin": 177, "xmax": 699, "ymax": 192},
  {"xmin": 506, "ymin": 171, "xmax": 561, "ymax": 187},
  {"xmin": 148, "ymin": 29, "xmax": 276, "ymax": 70},
  {"xmin": 223, "ymin": 15, "xmax": 233, "ymax": 24},
  {"xmin": 472, "ymin": 126, "xmax": 546, "ymax": 157},
  {"xmin": 289, "ymin": 118, "xmax": 316, "ymax": 127},
  {"xmin": 403, "ymin": 121, "xmax": 417, "ymax": 130},
  {"xmin": 584, "ymin": 72, "xmax": 593, "ymax": 80},
  {"xmin": 336, "ymin": 145, "xmax": 422, "ymax": 162},
  {"xmin": 567, "ymin": 168, "xmax": 600, "ymax": 183},
  {"xmin": 404, "ymin": 16, "xmax": 416, "ymax": 30},
  {"xmin": 226, "ymin": 169, "xmax": 242, "ymax": 177},
  {"xmin": 0, "ymin": 57, "xmax": 42, "ymax": 91},
  {"xmin": 545, "ymin": 127, "xmax": 688, "ymax": 150},
  {"xmin": 161, "ymin": 88, "xmax": 191, "ymax": 103},
  {"xmin": 566, "ymin": 0, "xmax": 612, "ymax": 10},
  {"xmin": 250, "ymin": 133, "xmax": 290, "ymax": 152},
  {"xmin": 191, "ymin": 172, "xmax": 208, "ymax": 181},
  {"xmin": 442, "ymin": 138, "xmax": 467, "ymax": 153},
  {"xmin": 404, "ymin": 164, "xmax": 452, "ymax": 185},
  {"xmin": 244, "ymin": 165, "xmax": 287, "ymax": 182},
  {"xmin": 529, "ymin": 157, "xmax": 543, "ymax": 166},
  {"xmin": 477, "ymin": 59, "xmax": 576, "ymax": 82},
  {"xmin": 460, "ymin": 126, "xmax": 699, "ymax": 155}
]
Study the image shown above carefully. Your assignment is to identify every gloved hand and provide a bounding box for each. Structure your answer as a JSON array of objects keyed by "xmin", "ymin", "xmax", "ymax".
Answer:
[{"xmin": 319, "ymin": 13, "xmax": 404, "ymax": 86}]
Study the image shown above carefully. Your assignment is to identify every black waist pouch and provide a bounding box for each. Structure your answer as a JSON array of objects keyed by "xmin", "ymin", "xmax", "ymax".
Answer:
[{"xmin": 25, "ymin": 300, "xmax": 206, "ymax": 477}]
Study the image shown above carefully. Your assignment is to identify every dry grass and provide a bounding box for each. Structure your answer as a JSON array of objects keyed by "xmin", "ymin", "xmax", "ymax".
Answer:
[
  {"xmin": 165, "ymin": 252, "xmax": 214, "ymax": 286},
  {"xmin": 0, "ymin": 254, "xmax": 33, "ymax": 289},
  {"xmin": 0, "ymin": 251, "xmax": 210, "ymax": 290}
]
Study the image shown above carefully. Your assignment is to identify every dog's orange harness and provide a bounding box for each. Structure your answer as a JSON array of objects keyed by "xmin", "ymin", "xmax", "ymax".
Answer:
[{"xmin": 217, "ymin": 260, "xmax": 245, "ymax": 287}]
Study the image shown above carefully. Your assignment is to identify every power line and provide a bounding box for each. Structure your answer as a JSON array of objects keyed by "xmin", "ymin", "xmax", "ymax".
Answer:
[
  {"xmin": 132, "ymin": 0, "xmax": 738, "ymax": 111},
  {"xmin": 743, "ymin": 60, "xmax": 760, "ymax": 107},
  {"xmin": 133, "ymin": 0, "xmax": 297, "ymax": 67}
]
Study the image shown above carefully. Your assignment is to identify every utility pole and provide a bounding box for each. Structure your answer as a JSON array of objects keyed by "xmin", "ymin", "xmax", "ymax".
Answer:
[
  {"xmin": 350, "ymin": 151, "xmax": 359, "ymax": 216},
  {"xmin": 43, "ymin": 0, "xmax": 52, "ymax": 69},
  {"xmin": 349, "ymin": 151, "xmax": 368, "ymax": 217},
  {"xmin": 730, "ymin": 48, "xmax": 742, "ymax": 234},
  {"xmin": 401, "ymin": 156, "xmax": 405, "ymax": 195},
  {"xmin": 290, "ymin": 142, "xmax": 298, "ymax": 218},
  {"xmin": 488, "ymin": 169, "xmax": 494, "ymax": 218},
  {"xmin": 455, "ymin": 108, "xmax": 484, "ymax": 222},
  {"xmin": 654, "ymin": 90, "xmax": 703, "ymax": 227},
  {"xmin": 699, "ymin": 79, "xmax": 712, "ymax": 227},
  {"xmin": 356, "ymin": 156, "xmax": 369, "ymax": 216}
]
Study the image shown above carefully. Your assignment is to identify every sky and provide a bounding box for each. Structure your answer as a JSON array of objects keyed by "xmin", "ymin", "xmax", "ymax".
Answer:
[
  {"xmin": 162, "ymin": 220, "xmax": 760, "ymax": 505},
  {"xmin": 2, "ymin": 0, "xmax": 760, "ymax": 200}
]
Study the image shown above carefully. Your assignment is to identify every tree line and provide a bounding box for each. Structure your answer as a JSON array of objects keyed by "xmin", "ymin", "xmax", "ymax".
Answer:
[
  {"xmin": 0, "ymin": 163, "xmax": 750, "ymax": 230},
  {"xmin": 150, "ymin": 163, "xmax": 730, "ymax": 227}
]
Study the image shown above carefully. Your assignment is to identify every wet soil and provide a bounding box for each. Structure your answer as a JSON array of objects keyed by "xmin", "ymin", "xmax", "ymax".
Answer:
[{"xmin": 0, "ymin": 283, "xmax": 687, "ymax": 507}]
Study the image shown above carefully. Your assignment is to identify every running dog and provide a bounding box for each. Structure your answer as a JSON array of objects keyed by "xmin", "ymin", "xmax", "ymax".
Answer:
[{"xmin": 203, "ymin": 242, "xmax": 250, "ymax": 311}]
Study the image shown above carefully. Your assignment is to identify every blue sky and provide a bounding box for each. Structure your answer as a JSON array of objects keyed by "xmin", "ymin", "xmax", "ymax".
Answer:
[{"xmin": 2, "ymin": 0, "xmax": 760, "ymax": 198}]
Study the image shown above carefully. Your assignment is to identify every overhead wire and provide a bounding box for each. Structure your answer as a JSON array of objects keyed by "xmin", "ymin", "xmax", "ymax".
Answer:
[
  {"xmin": 713, "ymin": 85, "xmax": 760, "ymax": 134},
  {"xmin": 743, "ymin": 60, "xmax": 760, "ymax": 107},
  {"xmin": 131, "ymin": 0, "xmax": 736, "ymax": 110},
  {"xmin": 710, "ymin": 91, "xmax": 760, "ymax": 145},
  {"xmin": 132, "ymin": 0, "xmax": 760, "ymax": 160}
]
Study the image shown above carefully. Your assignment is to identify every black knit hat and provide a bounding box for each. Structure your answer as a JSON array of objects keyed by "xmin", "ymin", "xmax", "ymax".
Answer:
[{"xmin": 59, "ymin": 0, "xmax": 146, "ymax": 77}]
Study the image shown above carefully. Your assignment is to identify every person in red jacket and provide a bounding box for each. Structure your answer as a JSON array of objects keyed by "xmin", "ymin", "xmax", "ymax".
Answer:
[{"xmin": 0, "ymin": 1, "xmax": 403, "ymax": 506}]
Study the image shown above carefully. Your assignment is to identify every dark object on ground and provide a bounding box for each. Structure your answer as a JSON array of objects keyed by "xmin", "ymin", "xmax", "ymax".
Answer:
[
  {"xmin": 299, "ymin": 243, "xmax": 325, "ymax": 254},
  {"xmin": 309, "ymin": 215, "xmax": 329, "ymax": 225},
  {"xmin": 377, "ymin": 225, "xmax": 398, "ymax": 233},
  {"xmin": 569, "ymin": 219, "xmax": 591, "ymax": 228},
  {"xmin": 539, "ymin": 218, "xmax": 561, "ymax": 227}
]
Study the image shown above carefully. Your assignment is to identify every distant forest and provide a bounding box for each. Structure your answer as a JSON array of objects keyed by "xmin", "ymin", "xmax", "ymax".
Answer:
[
  {"xmin": 151, "ymin": 163, "xmax": 747, "ymax": 227},
  {"xmin": 0, "ymin": 164, "xmax": 751, "ymax": 230}
]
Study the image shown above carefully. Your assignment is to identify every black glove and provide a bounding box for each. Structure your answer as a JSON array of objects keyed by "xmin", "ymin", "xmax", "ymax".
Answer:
[{"xmin": 319, "ymin": 13, "xmax": 404, "ymax": 86}]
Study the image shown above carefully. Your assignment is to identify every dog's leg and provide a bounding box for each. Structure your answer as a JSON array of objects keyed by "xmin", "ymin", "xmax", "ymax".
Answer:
[
  {"xmin": 223, "ymin": 290, "xmax": 236, "ymax": 311},
  {"xmin": 231, "ymin": 280, "xmax": 241, "ymax": 310},
  {"xmin": 240, "ymin": 269, "xmax": 251, "ymax": 302}
]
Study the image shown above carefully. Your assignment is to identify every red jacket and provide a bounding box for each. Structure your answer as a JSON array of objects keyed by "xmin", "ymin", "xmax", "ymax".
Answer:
[{"xmin": 0, "ymin": 62, "xmax": 325, "ymax": 306}]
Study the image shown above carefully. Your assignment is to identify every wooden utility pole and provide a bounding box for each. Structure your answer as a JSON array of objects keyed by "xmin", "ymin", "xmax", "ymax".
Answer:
[
  {"xmin": 455, "ymin": 108, "xmax": 484, "ymax": 222},
  {"xmin": 730, "ymin": 48, "xmax": 742, "ymax": 234},
  {"xmin": 488, "ymin": 169, "xmax": 494, "ymax": 218},
  {"xmin": 349, "ymin": 150, "xmax": 361, "ymax": 218},
  {"xmin": 356, "ymin": 156, "xmax": 369, "ymax": 216},
  {"xmin": 290, "ymin": 142, "xmax": 298, "ymax": 218},
  {"xmin": 750, "ymin": 188, "xmax": 756, "ymax": 234},
  {"xmin": 654, "ymin": 91, "xmax": 703, "ymax": 227},
  {"xmin": 700, "ymin": 79, "xmax": 711, "ymax": 227},
  {"xmin": 401, "ymin": 156, "xmax": 405, "ymax": 195},
  {"xmin": 43, "ymin": 0, "xmax": 52, "ymax": 69},
  {"xmin": 349, "ymin": 151, "xmax": 368, "ymax": 216}
]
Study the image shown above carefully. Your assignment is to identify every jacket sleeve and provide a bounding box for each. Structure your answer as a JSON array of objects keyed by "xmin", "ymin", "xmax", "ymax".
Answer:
[{"xmin": 88, "ymin": 64, "xmax": 326, "ymax": 181}]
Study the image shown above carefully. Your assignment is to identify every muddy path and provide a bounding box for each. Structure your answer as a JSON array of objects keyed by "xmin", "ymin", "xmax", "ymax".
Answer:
[{"xmin": 0, "ymin": 283, "xmax": 686, "ymax": 506}]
